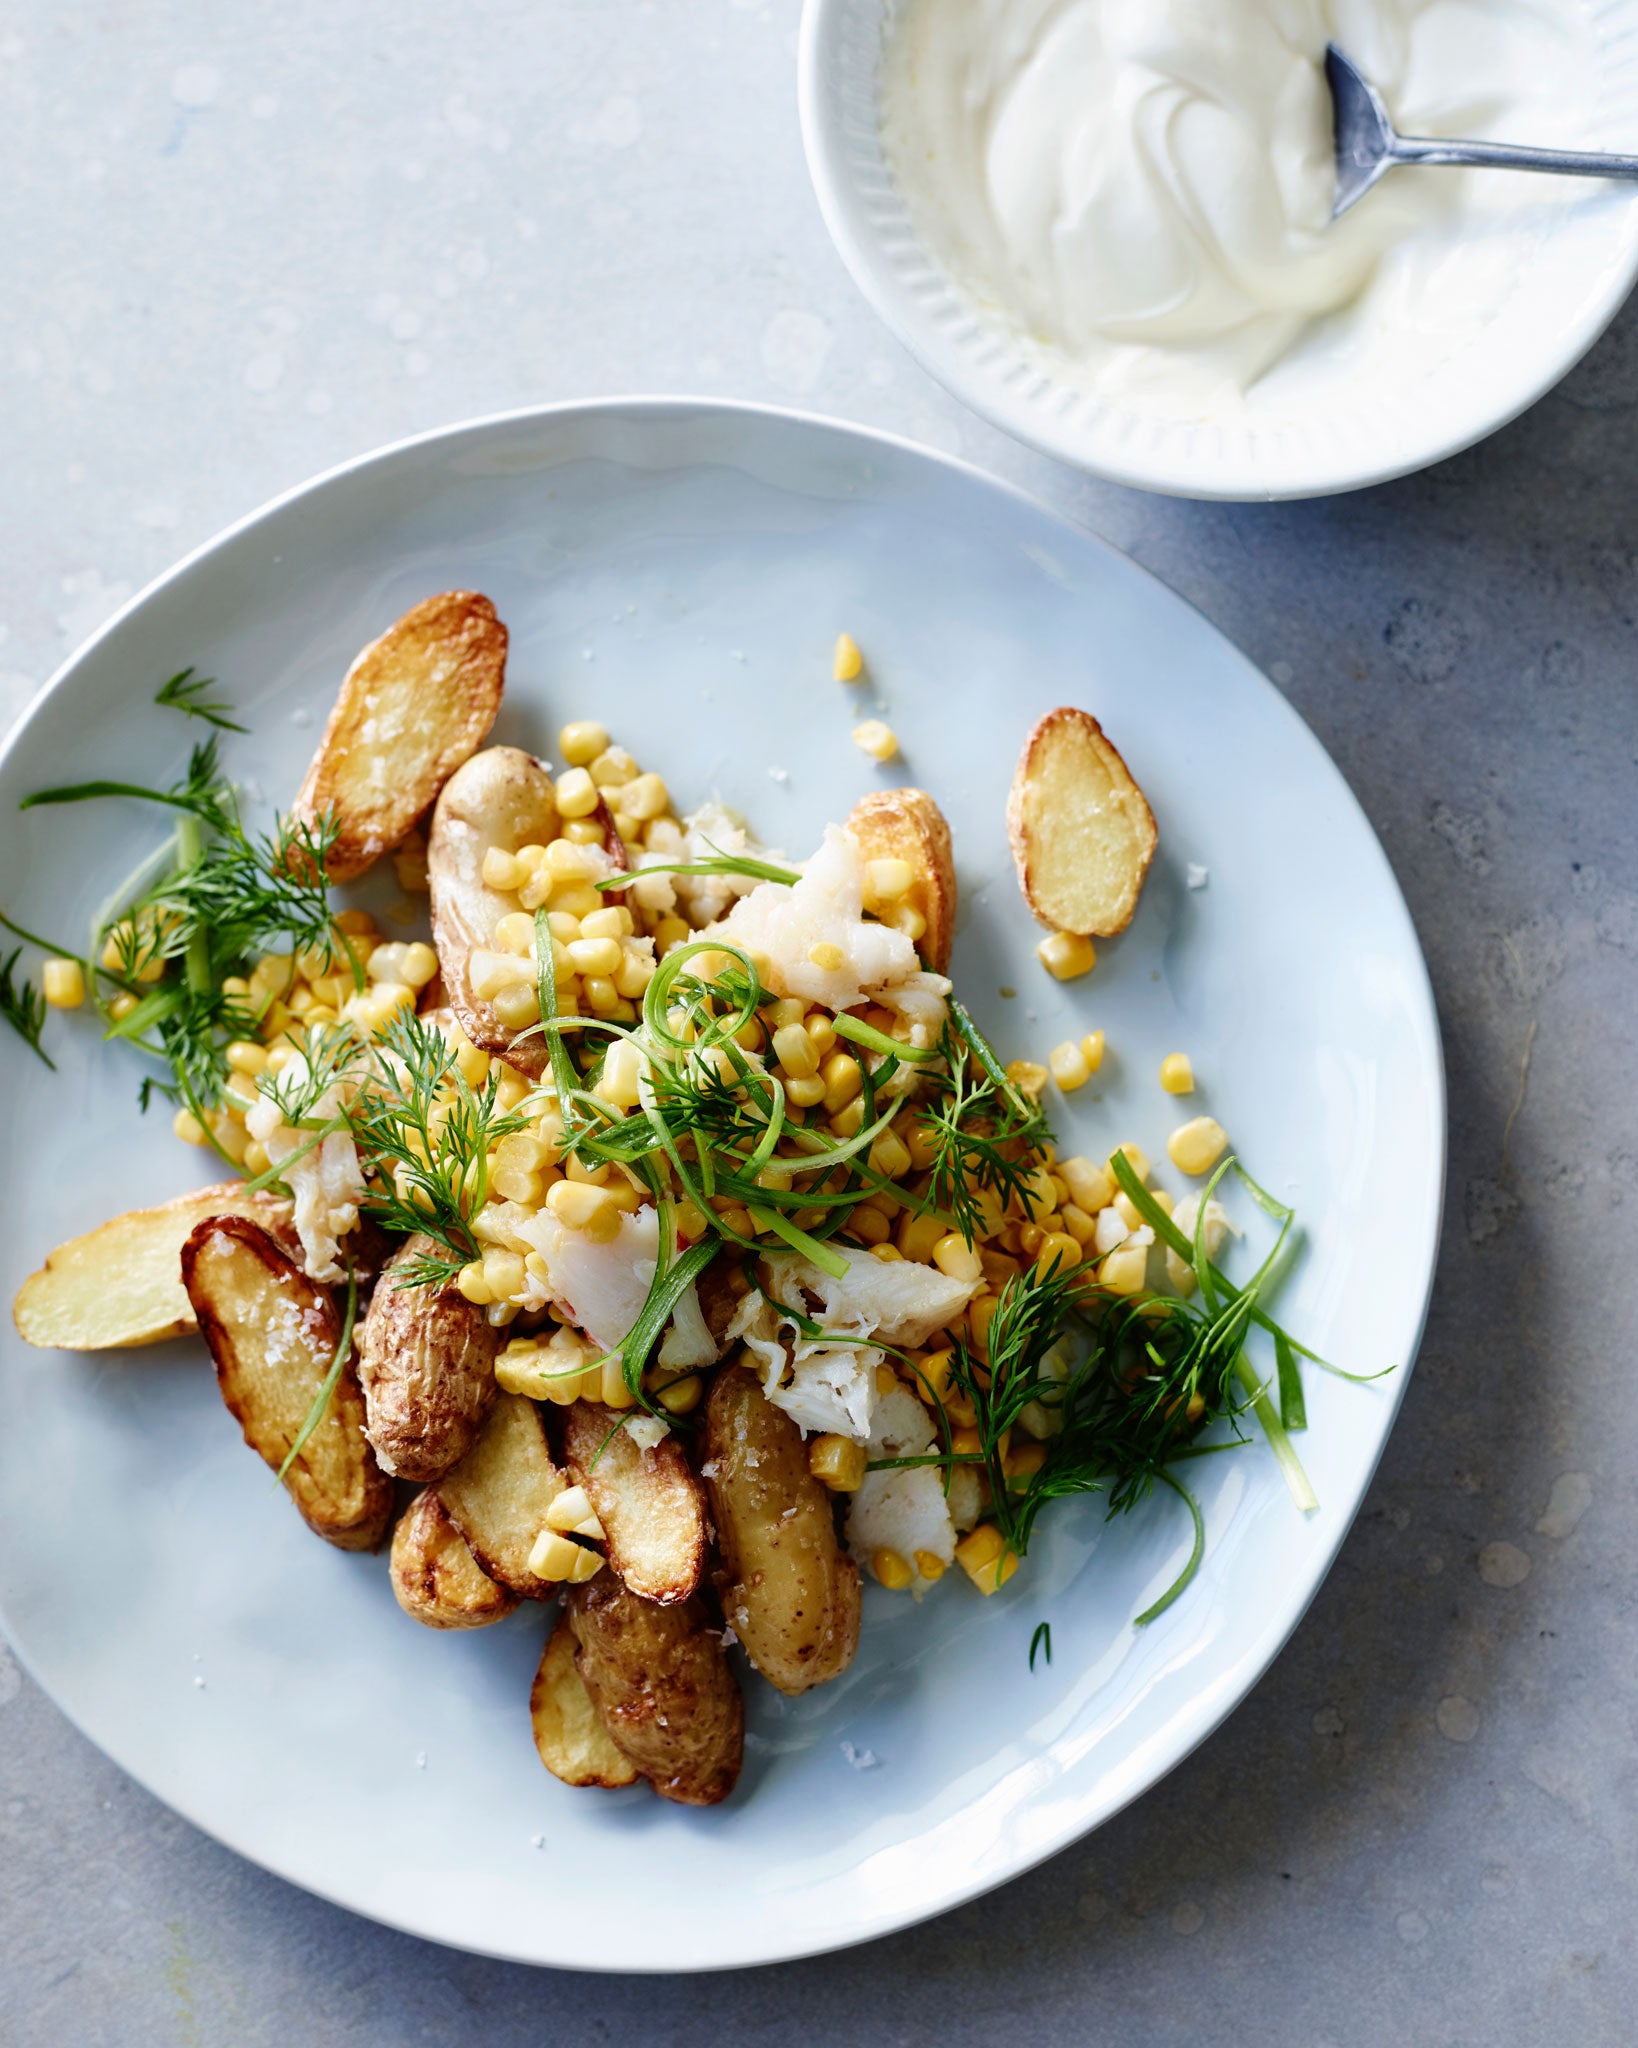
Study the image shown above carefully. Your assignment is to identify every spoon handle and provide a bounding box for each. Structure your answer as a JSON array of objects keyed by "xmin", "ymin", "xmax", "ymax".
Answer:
[{"xmin": 1392, "ymin": 134, "xmax": 1638, "ymax": 181}]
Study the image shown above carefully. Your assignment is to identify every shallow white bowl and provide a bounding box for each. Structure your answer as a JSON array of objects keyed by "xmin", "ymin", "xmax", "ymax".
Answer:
[
  {"xmin": 799, "ymin": 0, "xmax": 1638, "ymax": 499},
  {"xmin": 0, "ymin": 401, "xmax": 1443, "ymax": 1967}
]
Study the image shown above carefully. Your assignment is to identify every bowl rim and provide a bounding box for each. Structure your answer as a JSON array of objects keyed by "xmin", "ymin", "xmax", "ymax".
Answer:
[
  {"xmin": 0, "ymin": 394, "xmax": 1448, "ymax": 1968},
  {"xmin": 797, "ymin": 0, "xmax": 1638, "ymax": 501}
]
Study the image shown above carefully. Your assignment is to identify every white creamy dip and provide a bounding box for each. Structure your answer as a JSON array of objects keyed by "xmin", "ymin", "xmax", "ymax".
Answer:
[{"xmin": 881, "ymin": 0, "xmax": 1598, "ymax": 417}]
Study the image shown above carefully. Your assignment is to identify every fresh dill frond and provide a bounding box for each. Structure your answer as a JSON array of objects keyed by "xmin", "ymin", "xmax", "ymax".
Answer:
[
  {"xmin": 0, "ymin": 948, "xmax": 53, "ymax": 1068},
  {"xmin": 917, "ymin": 1000, "xmax": 1052, "ymax": 1244},
  {"xmin": 1029, "ymin": 1621, "xmax": 1052, "ymax": 1671},
  {"xmin": 154, "ymin": 667, "xmax": 247, "ymax": 733}
]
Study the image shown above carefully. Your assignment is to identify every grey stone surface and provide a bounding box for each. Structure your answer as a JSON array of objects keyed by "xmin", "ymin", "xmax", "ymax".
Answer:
[{"xmin": 2, "ymin": 4, "xmax": 1634, "ymax": 2042}]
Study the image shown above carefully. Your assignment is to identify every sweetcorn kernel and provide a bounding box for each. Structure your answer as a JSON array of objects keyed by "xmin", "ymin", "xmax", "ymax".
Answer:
[
  {"xmin": 955, "ymin": 1525, "xmax": 1019, "ymax": 1595},
  {"xmin": 554, "ymin": 766, "xmax": 600, "ymax": 818},
  {"xmin": 932, "ymin": 1232, "xmax": 983, "ymax": 1285},
  {"xmin": 807, "ymin": 940, "xmax": 846, "ymax": 972},
  {"xmin": 1160, "ymin": 1052, "xmax": 1195, "ymax": 1095},
  {"xmin": 809, "ymin": 1435, "xmax": 868, "ymax": 1492},
  {"xmin": 42, "ymin": 958, "xmax": 84, "ymax": 1008},
  {"xmin": 864, "ymin": 856, "xmax": 914, "ymax": 903},
  {"xmin": 1168, "ymin": 1115, "xmax": 1228, "ymax": 1177},
  {"xmin": 559, "ymin": 720, "xmax": 609, "ymax": 766},
  {"xmin": 1081, "ymin": 1030, "xmax": 1106, "ymax": 1073},
  {"xmin": 872, "ymin": 1547, "xmax": 914, "ymax": 1591},
  {"xmin": 1049, "ymin": 1040, "xmax": 1091, "ymax": 1091},
  {"xmin": 852, "ymin": 719, "xmax": 899, "ymax": 763},
  {"xmin": 1037, "ymin": 931, "xmax": 1095, "ymax": 981},
  {"xmin": 833, "ymin": 632, "xmax": 864, "ymax": 682}
]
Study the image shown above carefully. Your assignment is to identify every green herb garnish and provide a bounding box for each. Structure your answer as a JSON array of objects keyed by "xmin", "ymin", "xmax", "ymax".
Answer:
[{"xmin": 0, "ymin": 947, "xmax": 53, "ymax": 1069}]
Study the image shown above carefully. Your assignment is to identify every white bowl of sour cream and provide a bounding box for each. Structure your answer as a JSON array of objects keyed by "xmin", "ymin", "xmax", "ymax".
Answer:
[{"xmin": 799, "ymin": 0, "xmax": 1638, "ymax": 499}]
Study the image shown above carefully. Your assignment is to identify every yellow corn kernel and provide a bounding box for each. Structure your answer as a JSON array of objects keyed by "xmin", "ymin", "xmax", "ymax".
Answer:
[
  {"xmin": 863, "ymin": 856, "xmax": 914, "ymax": 905},
  {"xmin": 955, "ymin": 1525, "xmax": 1020, "ymax": 1596},
  {"xmin": 1168, "ymin": 1115, "xmax": 1228, "ymax": 1177},
  {"xmin": 1112, "ymin": 1191, "xmax": 1145, "ymax": 1231},
  {"xmin": 1109, "ymin": 1141, "xmax": 1150, "ymax": 1184},
  {"xmin": 553, "ymin": 766, "xmax": 599, "ymax": 817},
  {"xmin": 889, "ymin": 902, "xmax": 927, "ymax": 943},
  {"xmin": 809, "ymin": 1435, "xmax": 868, "ymax": 1492},
  {"xmin": 932, "ymin": 1232, "xmax": 983, "ymax": 1285},
  {"xmin": 913, "ymin": 1549, "xmax": 947, "ymax": 1583},
  {"xmin": 595, "ymin": 1038, "xmax": 645, "ymax": 1109},
  {"xmin": 1015, "ymin": 1164, "xmax": 1057, "ymax": 1220},
  {"xmin": 574, "ymin": 906, "xmax": 622, "ymax": 943},
  {"xmin": 1049, "ymin": 1040, "xmax": 1091, "ymax": 1092},
  {"xmin": 599, "ymin": 1354, "xmax": 637, "ymax": 1409},
  {"xmin": 582, "ymin": 975, "xmax": 620, "ymax": 1014},
  {"xmin": 967, "ymin": 1294, "xmax": 999, "ymax": 1362},
  {"xmin": 1060, "ymin": 1204, "xmax": 1098, "ymax": 1248},
  {"xmin": 868, "ymin": 1129, "xmax": 913, "ymax": 1183},
  {"xmin": 489, "ymin": 1163, "xmax": 541, "ymax": 1208},
  {"xmin": 1004, "ymin": 1442, "xmax": 1048, "ymax": 1489},
  {"xmin": 1099, "ymin": 1243, "xmax": 1149, "ymax": 1296},
  {"xmin": 42, "ymin": 958, "xmax": 85, "ymax": 1009},
  {"xmin": 1160, "ymin": 1052, "xmax": 1195, "ymax": 1096},
  {"xmin": 490, "ymin": 984, "xmax": 542, "ymax": 1031},
  {"xmin": 870, "ymin": 1243, "xmax": 904, "ymax": 1263},
  {"xmin": 871, "ymin": 1362, "xmax": 898, "ymax": 1399},
  {"xmin": 805, "ymin": 940, "xmax": 844, "ymax": 973},
  {"xmin": 589, "ymin": 744, "xmax": 637, "ymax": 789},
  {"xmin": 802, "ymin": 1012, "xmax": 837, "ymax": 1058},
  {"xmin": 896, "ymin": 1210, "xmax": 947, "ymax": 1263},
  {"xmin": 833, "ymin": 632, "xmax": 864, "ymax": 682},
  {"xmin": 559, "ymin": 719, "xmax": 609, "ymax": 766},
  {"xmin": 527, "ymin": 1529, "xmax": 604, "ymax": 1584},
  {"xmin": 546, "ymin": 1485, "xmax": 606, "ymax": 1539},
  {"xmin": 264, "ymin": 1041, "xmax": 297, "ymax": 1074},
  {"xmin": 1005, "ymin": 1059, "xmax": 1049, "ymax": 1100},
  {"xmin": 456, "ymin": 1260, "xmax": 493, "ymax": 1306},
  {"xmin": 561, "ymin": 818, "xmax": 602, "ymax": 845},
  {"xmin": 108, "ymin": 990, "xmax": 139, "ymax": 1022},
  {"xmin": 482, "ymin": 847, "xmax": 523, "ymax": 891},
  {"xmin": 911, "ymin": 1349, "xmax": 953, "ymax": 1404},
  {"xmin": 1081, "ymin": 1030, "xmax": 1106, "ymax": 1073},
  {"xmin": 1058, "ymin": 1155, "xmax": 1113, "ymax": 1212},
  {"xmin": 657, "ymin": 1374, "xmax": 702, "ymax": 1416},
  {"xmin": 821, "ymin": 1051, "xmax": 863, "ymax": 1114},
  {"xmin": 765, "ymin": 1021, "xmax": 814, "ymax": 1079},
  {"xmin": 852, "ymin": 719, "xmax": 898, "ymax": 762},
  {"xmin": 221, "ymin": 1041, "xmax": 268, "ymax": 1080},
  {"xmin": 1034, "ymin": 1231, "xmax": 1083, "ymax": 1279},
  {"xmin": 846, "ymin": 1203, "xmax": 891, "ymax": 1246},
  {"xmin": 564, "ymin": 1152, "xmax": 613, "ymax": 1186},
  {"xmin": 620, "ymin": 772, "xmax": 669, "ymax": 822},
  {"xmin": 547, "ymin": 1178, "xmax": 622, "ymax": 1242},
  {"xmin": 567, "ymin": 935, "xmax": 622, "ymax": 979},
  {"xmin": 872, "ymin": 1547, "xmax": 914, "ymax": 1591},
  {"xmin": 482, "ymin": 1248, "xmax": 526, "ymax": 1301},
  {"xmin": 243, "ymin": 1139, "xmax": 271, "ymax": 1177},
  {"xmin": 172, "ymin": 1107, "xmax": 207, "ymax": 1146},
  {"xmin": 600, "ymin": 1174, "xmax": 643, "ymax": 1214},
  {"xmin": 777, "ymin": 1074, "xmax": 820, "ymax": 1108},
  {"xmin": 1037, "ymin": 931, "xmax": 1096, "ymax": 981}
]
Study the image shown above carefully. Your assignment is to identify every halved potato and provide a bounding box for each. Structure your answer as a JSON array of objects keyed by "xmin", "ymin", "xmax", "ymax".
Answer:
[
  {"xmin": 293, "ymin": 591, "xmax": 507, "ymax": 881},
  {"xmin": 565, "ymin": 1577, "xmax": 743, "ymax": 1806},
  {"xmin": 530, "ymin": 1615, "xmax": 640, "ymax": 1789},
  {"xmin": 357, "ymin": 1234, "xmax": 498, "ymax": 1481},
  {"xmin": 437, "ymin": 1390, "xmax": 567, "ymax": 1597},
  {"xmin": 703, "ymin": 1365, "xmax": 860, "ymax": 1696},
  {"xmin": 14, "ymin": 1184, "xmax": 296, "ymax": 1352},
  {"xmin": 560, "ymin": 1400, "xmax": 707, "ymax": 1605},
  {"xmin": 846, "ymin": 787, "xmax": 957, "ymax": 974},
  {"xmin": 428, "ymin": 747, "xmax": 559, "ymax": 1078},
  {"xmin": 390, "ymin": 1487, "xmax": 519, "ymax": 1630},
  {"xmin": 1007, "ymin": 707, "xmax": 1158, "ymax": 937},
  {"xmin": 181, "ymin": 1216, "xmax": 392, "ymax": 1551}
]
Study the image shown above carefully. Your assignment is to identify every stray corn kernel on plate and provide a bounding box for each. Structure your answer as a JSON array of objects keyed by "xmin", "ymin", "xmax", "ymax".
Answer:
[{"xmin": 0, "ymin": 401, "xmax": 1442, "ymax": 1970}]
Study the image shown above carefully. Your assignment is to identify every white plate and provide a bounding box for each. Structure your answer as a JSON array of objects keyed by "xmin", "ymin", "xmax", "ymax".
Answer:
[
  {"xmin": 0, "ymin": 400, "xmax": 1443, "ymax": 1970},
  {"xmin": 800, "ymin": 0, "xmax": 1638, "ymax": 499}
]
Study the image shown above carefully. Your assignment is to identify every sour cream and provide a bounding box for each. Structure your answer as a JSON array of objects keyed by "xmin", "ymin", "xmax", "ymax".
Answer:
[{"xmin": 881, "ymin": 0, "xmax": 1598, "ymax": 416}]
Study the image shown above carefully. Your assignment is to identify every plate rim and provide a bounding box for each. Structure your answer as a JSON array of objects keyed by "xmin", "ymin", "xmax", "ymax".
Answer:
[{"xmin": 0, "ymin": 395, "xmax": 1447, "ymax": 1970}]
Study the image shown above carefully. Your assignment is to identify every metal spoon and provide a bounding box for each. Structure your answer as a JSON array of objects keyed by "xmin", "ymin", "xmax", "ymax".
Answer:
[{"xmin": 1327, "ymin": 42, "xmax": 1638, "ymax": 219}]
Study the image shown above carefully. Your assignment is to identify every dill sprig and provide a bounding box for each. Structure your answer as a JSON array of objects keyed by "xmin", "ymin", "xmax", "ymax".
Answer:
[
  {"xmin": 0, "ymin": 947, "xmax": 53, "ymax": 1068},
  {"xmin": 155, "ymin": 667, "xmax": 248, "ymax": 733},
  {"xmin": 917, "ymin": 997, "xmax": 1052, "ymax": 1244}
]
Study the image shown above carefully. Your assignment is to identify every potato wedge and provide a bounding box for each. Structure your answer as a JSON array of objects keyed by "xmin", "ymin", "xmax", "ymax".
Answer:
[
  {"xmin": 530, "ymin": 1615, "xmax": 640, "ymax": 1788},
  {"xmin": 428, "ymin": 747, "xmax": 559, "ymax": 1077},
  {"xmin": 357, "ymin": 1234, "xmax": 498, "ymax": 1481},
  {"xmin": 438, "ymin": 1389, "xmax": 567, "ymax": 1597},
  {"xmin": 703, "ymin": 1365, "xmax": 860, "ymax": 1696},
  {"xmin": 565, "ymin": 1577, "xmax": 742, "ymax": 1806},
  {"xmin": 560, "ymin": 1401, "xmax": 707, "ymax": 1605},
  {"xmin": 1007, "ymin": 706, "xmax": 1158, "ymax": 937},
  {"xmin": 390, "ymin": 1487, "xmax": 519, "ymax": 1630},
  {"xmin": 14, "ymin": 1184, "xmax": 296, "ymax": 1352},
  {"xmin": 293, "ymin": 591, "xmax": 507, "ymax": 881},
  {"xmin": 181, "ymin": 1216, "xmax": 392, "ymax": 1551},
  {"xmin": 846, "ymin": 787, "xmax": 957, "ymax": 975}
]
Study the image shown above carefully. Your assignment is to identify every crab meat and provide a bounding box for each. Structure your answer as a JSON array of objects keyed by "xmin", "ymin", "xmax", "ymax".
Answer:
[
  {"xmin": 513, "ymin": 1204, "xmax": 658, "ymax": 1352},
  {"xmin": 243, "ymin": 1059, "xmax": 365, "ymax": 1282},
  {"xmin": 845, "ymin": 1387, "xmax": 958, "ymax": 1596}
]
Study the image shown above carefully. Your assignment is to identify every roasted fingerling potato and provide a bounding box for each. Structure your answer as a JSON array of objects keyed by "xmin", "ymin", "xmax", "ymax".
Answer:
[
  {"xmin": 846, "ymin": 786, "xmax": 958, "ymax": 975},
  {"xmin": 1007, "ymin": 705, "xmax": 1158, "ymax": 937},
  {"xmin": 704, "ymin": 1364, "xmax": 861, "ymax": 1696},
  {"xmin": 390, "ymin": 1487, "xmax": 520, "ymax": 1630},
  {"xmin": 357, "ymin": 1234, "xmax": 499, "ymax": 1481},
  {"xmin": 565, "ymin": 1576, "xmax": 743, "ymax": 1807},
  {"xmin": 560, "ymin": 1400, "xmax": 708, "ymax": 1605},
  {"xmin": 181, "ymin": 1216, "xmax": 392, "ymax": 1551},
  {"xmin": 14, "ymin": 1184, "xmax": 297, "ymax": 1353},
  {"xmin": 530, "ymin": 1615, "xmax": 640, "ymax": 1789},
  {"xmin": 292, "ymin": 590, "xmax": 507, "ymax": 881},
  {"xmin": 437, "ymin": 1389, "xmax": 568, "ymax": 1597}
]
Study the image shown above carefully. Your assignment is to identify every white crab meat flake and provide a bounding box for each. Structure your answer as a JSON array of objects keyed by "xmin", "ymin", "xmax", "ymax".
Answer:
[
  {"xmin": 845, "ymin": 1387, "xmax": 958, "ymax": 1595},
  {"xmin": 243, "ymin": 1057, "xmax": 365, "ymax": 1282},
  {"xmin": 514, "ymin": 1205, "xmax": 658, "ymax": 1352}
]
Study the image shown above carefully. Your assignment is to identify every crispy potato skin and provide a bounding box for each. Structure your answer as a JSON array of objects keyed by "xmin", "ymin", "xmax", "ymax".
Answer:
[
  {"xmin": 560, "ymin": 1401, "xmax": 707, "ymax": 1605},
  {"xmin": 438, "ymin": 1390, "xmax": 567, "ymax": 1597},
  {"xmin": 1006, "ymin": 706, "xmax": 1158, "ymax": 937},
  {"xmin": 565, "ymin": 1577, "xmax": 743, "ymax": 1807},
  {"xmin": 428, "ymin": 747, "xmax": 559, "ymax": 1078},
  {"xmin": 293, "ymin": 591, "xmax": 506, "ymax": 881},
  {"xmin": 845, "ymin": 787, "xmax": 957, "ymax": 975},
  {"xmin": 704, "ymin": 1366, "xmax": 861, "ymax": 1697},
  {"xmin": 390, "ymin": 1488, "xmax": 519, "ymax": 1630},
  {"xmin": 13, "ymin": 1184, "xmax": 297, "ymax": 1352},
  {"xmin": 181, "ymin": 1217, "xmax": 392, "ymax": 1551},
  {"xmin": 530, "ymin": 1615, "xmax": 640, "ymax": 1788},
  {"xmin": 357, "ymin": 1235, "xmax": 498, "ymax": 1481}
]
